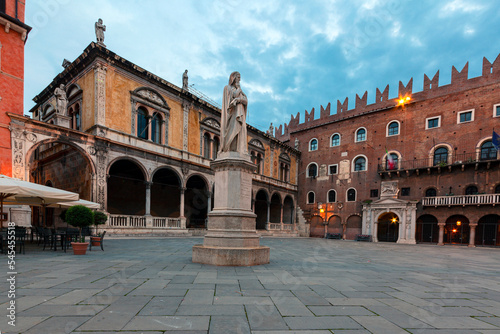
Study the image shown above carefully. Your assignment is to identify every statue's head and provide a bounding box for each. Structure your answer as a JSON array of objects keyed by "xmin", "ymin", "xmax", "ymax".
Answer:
[
  {"xmin": 60, "ymin": 84, "xmax": 65, "ymax": 89},
  {"xmin": 228, "ymin": 71, "xmax": 240, "ymax": 86},
  {"xmin": 98, "ymin": 18, "xmax": 103, "ymax": 24}
]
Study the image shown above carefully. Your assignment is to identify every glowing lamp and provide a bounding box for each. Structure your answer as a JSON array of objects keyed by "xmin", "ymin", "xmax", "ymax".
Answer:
[
  {"xmin": 452, "ymin": 229, "xmax": 457, "ymax": 233},
  {"xmin": 391, "ymin": 217, "xmax": 398, "ymax": 223},
  {"xmin": 456, "ymin": 221, "xmax": 461, "ymax": 226},
  {"xmin": 320, "ymin": 208, "xmax": 325, "ymax": 214}
]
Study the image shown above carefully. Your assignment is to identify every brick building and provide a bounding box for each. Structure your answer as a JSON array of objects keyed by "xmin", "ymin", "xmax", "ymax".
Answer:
[
  {"xmin": 9, "ymin": 40, "xmax": 301, "ymax": 235},
  {"xmin": 276, "ymin": 54, "xmax": 500, "ymax": 246},
  {"xmin": 0, "ymin": 0, "xmax": 30, "ymax": 176}
]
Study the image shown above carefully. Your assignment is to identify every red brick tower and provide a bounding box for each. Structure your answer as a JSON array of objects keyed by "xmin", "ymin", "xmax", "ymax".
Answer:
[{"xmin": 0, "ymin": 0, "xmax": 30, "ymax": 176}]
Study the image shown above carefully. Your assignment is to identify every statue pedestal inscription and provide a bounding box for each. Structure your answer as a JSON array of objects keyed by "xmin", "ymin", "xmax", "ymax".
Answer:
[{"xmin": 192, "ymin": 152, "xmax": 270, "ymax": 266}]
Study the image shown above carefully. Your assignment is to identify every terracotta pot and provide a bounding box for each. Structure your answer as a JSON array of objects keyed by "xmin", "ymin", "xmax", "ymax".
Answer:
[
  {"xmin": 90, "ymin": 236, "xmax": 102, "ymax": 246},
  {"xmin": 71, "ymin": 242, "xmax": 89, "ymax": 255}
]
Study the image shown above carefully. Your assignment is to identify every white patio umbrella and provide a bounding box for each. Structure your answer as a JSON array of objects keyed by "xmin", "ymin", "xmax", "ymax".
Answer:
[
  {"xmin": 51, "ymin": 199, "xmax": 101, "ymax": 209},
  {"xmin": 0, "ymin": 174, "xmax": 79, "ymax": 226}
]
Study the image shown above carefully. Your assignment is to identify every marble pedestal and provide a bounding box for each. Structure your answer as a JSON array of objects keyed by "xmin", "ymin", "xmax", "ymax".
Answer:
[{"xmin": 192, "ymin": 152, "xmax": 270, "ymax": 266}]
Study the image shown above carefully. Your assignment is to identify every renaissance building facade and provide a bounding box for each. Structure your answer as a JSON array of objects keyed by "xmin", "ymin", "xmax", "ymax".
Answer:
[
  {"xmin": 275, "ymin": 54, "xmax": 500, "ymax": 246},
  {"xmin": 9, "ymin": 41, "xmax": 301, "ymax": 236}
]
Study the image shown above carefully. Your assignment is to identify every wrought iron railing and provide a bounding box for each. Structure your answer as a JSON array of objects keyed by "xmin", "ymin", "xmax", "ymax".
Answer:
[
  {"xmin": 378, "ymin": 151, "xmax": 498, "ymax": 172},
  {"xmin": 422, "ymin": 194, "xmax": 500, "ymax": 207}
]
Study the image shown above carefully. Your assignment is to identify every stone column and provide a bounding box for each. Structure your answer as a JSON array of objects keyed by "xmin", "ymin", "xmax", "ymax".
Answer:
[
  {"xmin": 280, "ymin": 204, "xmax": 284, "ymax": 230},
  {"xmin": 469, "ymin": 223, "xmax": 478, "ymax": 247},
  {"xmin": 145, "ymin": 182, "xmax": 152, "ymax": 216},
  {"xmin": 266, "ymin": 201, "xmax": 271, "ymax": 224},
  {"xmin": 437, "ymin": 222, "xmax": 446, "ymax": 245},
  {"xmin": 373, "ymin": 222, "xmax": 378, "ymax": 242},
  {"xmin": 93, "ymin": 62, "xmax": 107, "ymax": 135},
  {"xmin": 207, "ymin": 191, "xmax": 212, "ymax": 216},
  {"xmin": 180, "ymin": 187, "xmax": 186, "ymax": 229}
]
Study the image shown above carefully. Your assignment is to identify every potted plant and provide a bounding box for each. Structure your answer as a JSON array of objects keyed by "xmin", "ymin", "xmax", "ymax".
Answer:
[
  {"xmin": 90, "ymin": 211, "xmax": 107, "ymax": 247},
  {"xmin": 65, "ymin": 205, "xmax": 93, "ymax": 255}
]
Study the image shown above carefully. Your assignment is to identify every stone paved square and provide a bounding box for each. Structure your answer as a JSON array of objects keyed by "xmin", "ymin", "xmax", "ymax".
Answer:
[{"xmin": 0, "ymin": 237, "xmax": 499, "ymax": 333}]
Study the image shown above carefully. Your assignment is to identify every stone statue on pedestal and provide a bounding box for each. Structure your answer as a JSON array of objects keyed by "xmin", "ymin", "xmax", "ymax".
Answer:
[
  {"xmin": 182, "ymin": 70, "xmax": 189, "ymax": 90},
  {"xmin": 220, "ymin": 71, "xmax": 248, "ymax": 154},
  {"xmin": 54, "ymin": 84, "xmax": 68, "ymax": 115},
  {"xmin": 95, "ymin": 18, "xmax": 106, "ymax": 46}
]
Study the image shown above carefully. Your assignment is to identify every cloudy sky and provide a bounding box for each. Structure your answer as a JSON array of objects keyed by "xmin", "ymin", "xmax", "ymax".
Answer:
[{"xmin": 24, "ymin": 0, "xmax": 500, "ymax": 131}]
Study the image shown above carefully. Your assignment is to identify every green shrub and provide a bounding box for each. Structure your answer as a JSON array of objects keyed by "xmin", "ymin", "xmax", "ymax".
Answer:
[
  {"xmin": 65, "ymin": 205, "xmax": 93, "ymax": 242},
  {"xmin": 93, "ymin": 211, "xmax": 108, "ymax": 236}
]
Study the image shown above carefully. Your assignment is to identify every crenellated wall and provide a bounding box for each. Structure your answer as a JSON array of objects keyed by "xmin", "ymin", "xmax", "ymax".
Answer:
[{"xmin": 276, "ymin": 54, "xmax": 500, "ymax": 140}]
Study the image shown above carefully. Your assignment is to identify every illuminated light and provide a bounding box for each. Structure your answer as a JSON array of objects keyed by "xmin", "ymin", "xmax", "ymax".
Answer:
[
  {"xmin": 320, "ymin": 208, "xmax": 325, "ymax": 213},
  {"xmin": 391, "ymin": 217, "xmax": 398, "ymax": 223},
  {"xmin": 398, "ymin": 99, "xmax": 405, "ymax": 105},
  {"xmin": 452, "ymin": 229, "xmax": 457, "ymax": 233},
  {"xmin": 406, "ymin": 96, "xmax": 411, "ymax": 101},
  {"xmin": 456, "ymin": 221, "xmax": 461, "ymax": 226}
]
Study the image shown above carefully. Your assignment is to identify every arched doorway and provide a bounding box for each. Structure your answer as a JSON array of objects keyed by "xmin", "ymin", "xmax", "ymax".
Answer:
[
  {"xmin": 346, "ymin": 215, "xmax": 362, "ymax": 240},
  {"xmin": 416, "ymin": 214, "xmax": 439, "ymax": 243},
  {"xmin": 377, "ymin": 212, "xmax": 399, "ymax": 242},
  {"xmin": 310, "ymin": 215, "xmax": 324, "ymax": 238},
  {"xmin": 107, "ymin": 160, "xmax": 146, "ymax": 215},
  {"xmin": 283, "ymin": 196, "xmax": 294, "ymax": 225},
  {"xmin": 444, "ymin": 215, "xmax": 469, "ymax": 245},
  {"xmin": 270, "ymin": 193, "xmax": 281, "ymax": 224},
  {"xmin": 327, "ymin": 215, "xmax": 342, "ymax": 235},
  {"xmin": 254, "ymin": 190, "xmax": 268, "ymax": 230},
  {"xmin": 476, "ymin": 214, "xmax": 500, "ymax": 246},
  {"xmin": 185, "ymin": 175, "xmax": 208, "ymax": 228},
  {"xmin": 151, "ymin": 168, "xmax": 181, "ymax": 217}
]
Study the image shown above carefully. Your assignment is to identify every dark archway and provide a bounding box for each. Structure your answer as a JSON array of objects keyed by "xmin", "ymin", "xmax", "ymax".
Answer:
[
  {"xmin": 377, "ymin": 212, "xmax": 399, "ymax": 242},
  {"xmin": 107, "ymin": 159, "xmax": 146, "ymax": 215},
  {"xmin": 310, "ymin": 215, "xmax": 324, "ymax": 238},
  {"xmin": 476, "ymin": 214, "xmax": 500, "ymax": 246},
  {"xmin": 283, "ymin": 196, "xmax": 294, "ymax": 225},
  {"xmin": 327, "ymin": 215, "xmax": 342, "ymax": 235},
  {"xmin": 270, "ymin": 193, "xmax": 281, "ymax": 224},
  {"xmin": 416, "ymin": 214, "xmax": 439, "ymax": 243},
  {"xmin": 151, "ymin": 168, "xmax": 181, "ymax": 217},
  {"xmin": 254, "ymin": 190, "xmax": 268, "ymax": 230},
  {"xmin": 185, "ymin": 175, "xmax": 208, "ymax": 228},
  {"xmin": 346, "ymin": 215, "xmax": 362, "ymax": 240},
  {"xmin": 444, "ymin": 215, "xmax": 469, "ymax": 245}
]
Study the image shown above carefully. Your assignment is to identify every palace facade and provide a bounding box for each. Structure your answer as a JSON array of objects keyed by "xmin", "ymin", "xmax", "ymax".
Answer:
[
  {"xmin": 275, "ymin": 55, "xmax": 500, "ymax": 246},
  {"xmin": 10, "ymin": 42, "xmax": 301, "ymax": 235}
]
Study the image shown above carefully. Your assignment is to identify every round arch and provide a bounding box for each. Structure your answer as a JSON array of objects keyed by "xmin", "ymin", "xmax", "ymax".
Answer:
[
  {"xmin": 254, "ymin": 189, "xmax": 269, "ymax": 230},
  {"xmin": 107, "ymin": 159, "xmax": 146, "ymax": 215},
  {"xmin": 416, "ymin": 214, "xmax": 438, "ymax": 243},
  {"xmin": 444, "ymin": 215, "xmax": 469, "ymax": 245},
  {"xmin": 476, "ymin": 214, "xmax": 500, "ymax": 246},
  {"xmin": 310, "ymin": 215, "xmax": 324, "ymax": 238},
  {"xmin": 283, "ymin": 195, "xmax": 294, "ymax": 225},
  {"xmin": 270, "ymin": 193, "xmax": 282, "ymax": 224},
  {"xmin": 327, "ymin": 215, "xmax": 342, "ymax": 235},
  {"xmin": 377, "ymin": 212, "xmax": 399, "ymax": 242},
  {"xmin": 346, "ymin": 214, "xmax": 362, "ymax": 240},
  {"xmin": 185, "ymin": 175, "xmax": 209, "ymax": 228},
  {"xmin": 151, "ymin": 167, "xmax": 182, "ymax": 218}
]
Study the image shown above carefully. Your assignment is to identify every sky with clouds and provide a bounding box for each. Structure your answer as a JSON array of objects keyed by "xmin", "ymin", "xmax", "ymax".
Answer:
[{"xmin": 24, "ymin": 0, "xmax": 500, "ymax": 131}]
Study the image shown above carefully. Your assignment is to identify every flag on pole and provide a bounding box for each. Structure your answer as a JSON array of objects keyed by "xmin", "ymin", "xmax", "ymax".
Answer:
[
  {"xmin": 493, "ymin": 130, "xmax": 500, "ymax": 151},
  {"xmin": 386, "ymin": 148, "xmax": 395, "ymax": 170}
]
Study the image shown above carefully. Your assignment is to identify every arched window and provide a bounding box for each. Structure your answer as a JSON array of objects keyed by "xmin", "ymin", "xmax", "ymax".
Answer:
[
  {"xmin": 480, "ymin": 141, "xmax": 496, "ymax": 160},
  {"xmin": 327, "ymin": 190, "xmax": 336, "ymax": 203},
  {"xmin": 309, "ymin": 138, "xmax": 318, "ymax": 151},
  {"xmin": 307, "ymin": 163, "xmax": 318, "ymax": 178},
  {"xmin": 433, "ymin": 147, "xmax": 448, "ymax": 166},
  {"xmin": 355, "ymin": 128, "xmax": 366, "ymax": 142},
  {"xmin": 387, "ymin": 121, "xmax": 399, "ymax": 136},
  {"xmin": 307, "ymin": 191, "xmax": 315, "ymax": 204},
  {"xmin": 251, "ymin": 151, "xmax": 263, "ymax": 174},
  {"xmin": 213, "ymin": 137, "xmax": 219, "ymax": 159},
  {"xmin": 465, "ymin": 185, "xmax": 478, "ymax": 195},
  {"xmin": 137, "ymin": 107, "xmax": 148, "ymax": 140},
  {"xmin": 74, "ymin": 104, "xmax": 81, "ymax": 131},
  {"xmin": 331, "ymin": 134, "xmax": 340, "ymax": 147},
  {"xmin": 386, "ymin": 153, "xmax": 399, "ymax": 170},
  {"xmin": 347, "ymin": 188, "xmax": 356, "ymax": 202},
  {"xmin": 203, "ymin": 133, "xmax": 211, "ymax": 158},
  {"xmin": 151, "ymin": 114, "xmax": 161, "ymax": 144},
  {"xmin": 425, "ymin": 188, "xmax": 437, "ymax": 197},
  {"xmin": 354, "ymin": 157, "xmax": 366, "ymax": 171}
]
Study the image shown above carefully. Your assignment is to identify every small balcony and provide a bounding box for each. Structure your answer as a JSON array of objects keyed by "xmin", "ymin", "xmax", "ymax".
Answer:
[
  {"xmin": 252, "ymin": 173, "xmax": 298, "ymax": 191},
  {"xmin": 378, "ymin": 151, "xmax": 499, "ymax": 177},
  {"xmin": 422, "ymin": 194, "xmax": 500, "ymax": 207}
]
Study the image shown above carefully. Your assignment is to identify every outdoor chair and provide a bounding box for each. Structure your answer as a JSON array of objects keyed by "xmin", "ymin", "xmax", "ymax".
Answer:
[
  {"xmin": 89, "ymin": 230, "xmax": 106, "ymax": 251},
  {"xmin": 15, "ymin": 227, "xmax": 26, "ymax": 254},
  {"xmin": 41, "ymin": 228, "xmax": 55, "ymax": 250}
]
